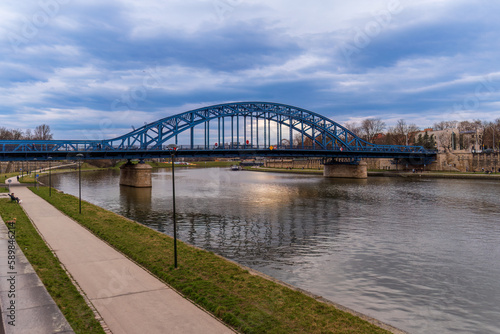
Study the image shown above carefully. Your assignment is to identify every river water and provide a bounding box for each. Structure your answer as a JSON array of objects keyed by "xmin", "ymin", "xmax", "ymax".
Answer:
[{"xmin": 46, "ymin": 168, "xmax": 500, "ymax": 334}]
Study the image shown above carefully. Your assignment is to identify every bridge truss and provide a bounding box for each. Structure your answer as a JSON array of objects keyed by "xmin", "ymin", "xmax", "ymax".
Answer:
[{"xmin": 0, "ymin": 102, "xmax": 435, "ymax": 163}]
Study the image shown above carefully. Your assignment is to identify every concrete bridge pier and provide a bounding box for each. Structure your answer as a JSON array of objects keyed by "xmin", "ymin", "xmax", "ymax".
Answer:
[
  {"xmin": 120, "ymin": 160, "xmax": 152, "ymax": 187},
  {"xmin": 323, "ymin": 160, "xmax": 367, "ymax": 179}
]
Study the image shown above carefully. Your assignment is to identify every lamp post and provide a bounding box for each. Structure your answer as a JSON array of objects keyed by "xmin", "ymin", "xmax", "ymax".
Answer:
[
  {"xmin": 76, "ymin": 154, "xmax": 84, "ymax": 213},
  {"xmin": 167, "ymin": 144, "xmax": 178, "ymax": 268},
  {"xmin": 48, "ymin": 156, "xmax": 53, "ymax": 196},
  {"xmin": 33, "ymin": 158, "xmax": 37, "ymax": 189}
]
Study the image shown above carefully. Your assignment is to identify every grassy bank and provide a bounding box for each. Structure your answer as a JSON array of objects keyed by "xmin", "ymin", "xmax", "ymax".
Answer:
[
  {"xmin": 245, "ymin": 167, "xmax": 500, "ymax": 180},
  {"xmin": 32, "ymin": 186, "xmax": 391, "ymax": 334},
  {"xmin": 0, "ymin": 200, "xmax": 105, "ymax": 333},
  {"xmin": 16, "ymin": 164, "xmax": 102, "ymax": 184}
]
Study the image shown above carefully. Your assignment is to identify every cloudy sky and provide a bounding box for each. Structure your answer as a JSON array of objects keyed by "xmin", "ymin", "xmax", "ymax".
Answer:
[{"xmin": 1, "ymin": 0, "xmax": 500, "ymax": 139}]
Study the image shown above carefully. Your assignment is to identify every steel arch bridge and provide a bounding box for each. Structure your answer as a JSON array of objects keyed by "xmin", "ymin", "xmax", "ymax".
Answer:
[{"xmin": 0, "ymin": 102, "xmax": 436, "ymax": 163}]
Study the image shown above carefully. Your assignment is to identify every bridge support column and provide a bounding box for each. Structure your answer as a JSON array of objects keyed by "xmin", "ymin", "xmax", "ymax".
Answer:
[
  {"xmin": 323, "ymin": 161, "xmax": 367, "ymax": 179},
  {"xmin": 120, "ymin": 161, "xmax": 152, "ymax": 188}
]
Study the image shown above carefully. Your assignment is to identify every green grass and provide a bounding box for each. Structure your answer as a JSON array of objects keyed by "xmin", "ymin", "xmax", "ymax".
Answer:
[
  {"xmin": 1, "ymin": 173, "xmax": 20, "ymax": 182},
  {"xmin": 0, "ymin": 199, "xmax": 105, "ymax": 334},
  {"xmin": 31, "ymin": 186, "xmax": 390, "ymax": 334},
  {"xmin": 17, "ymin": 164, "xmax": 102, "ymax": 184}
]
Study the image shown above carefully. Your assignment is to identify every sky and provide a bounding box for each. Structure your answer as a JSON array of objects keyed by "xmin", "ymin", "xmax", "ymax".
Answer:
[{"xmin": 1, "ymin": 0, "xmax": 500, "ymax": 140}]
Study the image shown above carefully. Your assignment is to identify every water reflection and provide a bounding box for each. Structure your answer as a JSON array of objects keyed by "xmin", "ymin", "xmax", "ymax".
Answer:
[{"xmin": 45, "ymin": 169, "xmax": 500, "ymax": 334}]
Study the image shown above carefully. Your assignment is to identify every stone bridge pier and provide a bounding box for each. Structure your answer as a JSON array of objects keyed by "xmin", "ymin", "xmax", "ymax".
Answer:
[
  {"xmin": 323, "ymin": 159, "xmax": 367, "ymax": 179},
  {"xmin": 119, "ymin": 160, "xmax": 152, "ymax": 187}
]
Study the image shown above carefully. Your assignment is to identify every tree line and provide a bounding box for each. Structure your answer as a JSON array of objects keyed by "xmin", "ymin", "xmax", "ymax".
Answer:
[
  {"xmin": 0, "ymin": 124, "xmax": 53, "ymax": 140},
  {"xmin": 343, "ymin": 118, "xmax": 500, "ymax": 150}
]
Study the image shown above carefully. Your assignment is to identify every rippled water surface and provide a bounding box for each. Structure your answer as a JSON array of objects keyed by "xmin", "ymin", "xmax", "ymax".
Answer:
[{"xmin": 47, "ymin": 168, "xmax": 500, "ymax": 333}]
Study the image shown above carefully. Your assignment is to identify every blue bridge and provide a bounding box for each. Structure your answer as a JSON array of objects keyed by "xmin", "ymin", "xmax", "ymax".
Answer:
[{"xmin": 0, "ymin": 102, "xmax": 435, "ymax": 164}]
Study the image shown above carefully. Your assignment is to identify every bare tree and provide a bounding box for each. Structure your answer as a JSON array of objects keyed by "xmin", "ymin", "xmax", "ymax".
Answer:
[
  {"xmin": 0, "ymin": 127, "xmax": 24, "ymax": 140},
  {"xmin": 495, "ymin": 118, "xmax": 500, "ymax": 150},
  {"xmin": 281, "ymin": 138, "xmax": 290, "ymax": 147},
  {"xmin": 11, "ymin": 129, "xmax": 24, "ymax": 140},
  {"xmin": 392, "ymin": 119, "xmax": 420, "ymax": 145},
  {"xmin": 360, "ymin": 118, "xmax": 386, "ymax": 142},
  {"xmin": 482, "ymin": 120, "xmax": 500, "ymax": 150},
  {"xmin": 436, "ymin": 131, "xmax": 452, "ymax": 151},
  {"xmin": 458, "ymin": 120, "xmax": 482, "ymax": 132},
  {"xmin": 433, "ymin": 120, "xmax": 457, "ymax": 130},
  {"xmin": 0, "ymin": 127, "xmax": 10, "ymax": 139},
  {"xmin": 343, "ymin": 121, "xmax": 361, "ymax": 136},
  {"xmin": 33, "ymin": 124, "xmax": 53, "ymax": 140},
  {"xmin": 24, "ymin": 129, "xmax": 33, "ymax": 140}
]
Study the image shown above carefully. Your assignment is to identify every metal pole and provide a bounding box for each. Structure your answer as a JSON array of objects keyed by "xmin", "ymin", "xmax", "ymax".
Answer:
[
  {"xmin": 190, "ymin": 127, "xmax": 194, "ymax": 149},
  {"xmin": 250, "ymin": 115, "xmax": 253, "ymax": 148},
  {"xmin": 79, "ymin": 160, "xmax": 82, "ymax": 213},
  {"xmin": 171, "ymin": 151, "xmax": 178, "ymax": 268},
  {"xmin": 76, "ymin": 154, "xmax": 83, "ymax": 213},
  {"xmin": 48, "ymin": 157, "xmax": 52, "ymax": 196},
  {"xmin": 256, "ymin": 117, "xmax": 259, "ymax": 148},
  {"xmin": 231, "ymin": 116, "xmax": 234, "ymax": 148},
  {"xmin": 277, "ymin": 115, "xmax": 280, "ymax": 147},
  {"xmin": 264, "ymin": 116, "xmax": 267, "ymax": 148},
  {"xmin": 33, "ymin": 158, "xmax": 37, "ymax": 189},
  {"xmin": 268, "ymin": 115, "xmax": 271, "ymax": 147}
]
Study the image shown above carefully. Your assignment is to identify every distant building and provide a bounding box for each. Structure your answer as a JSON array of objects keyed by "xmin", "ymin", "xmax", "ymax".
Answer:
[{"xmin": 414, "ymin": 128, "xmax": 482, "ymax": 153}]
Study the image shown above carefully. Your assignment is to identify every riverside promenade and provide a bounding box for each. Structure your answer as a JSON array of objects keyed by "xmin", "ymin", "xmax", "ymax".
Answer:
[{"xmin": 4, "ymin": 178, "xmax": 234, "ymax": 334}]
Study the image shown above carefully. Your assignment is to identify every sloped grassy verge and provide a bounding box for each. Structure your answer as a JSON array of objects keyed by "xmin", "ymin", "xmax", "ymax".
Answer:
[
  {"xmin": 0, "ymin": 199, "xmax": 105, "ymax": 333},
  {"xmin": 32, "ymin": 186, "xmax": 391, "ymax": 334}
]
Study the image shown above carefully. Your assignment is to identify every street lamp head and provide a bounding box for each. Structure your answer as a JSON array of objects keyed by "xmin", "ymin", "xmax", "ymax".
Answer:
[
  {"xmin": 47, "ymin": 156, "xmax": 53, "ymax": 160},
  {"xmin": 76, "ymin": 153, "xmax": 84, "ymax": 158}
]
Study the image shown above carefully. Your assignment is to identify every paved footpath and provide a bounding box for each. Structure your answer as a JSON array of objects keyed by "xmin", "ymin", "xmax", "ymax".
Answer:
[{"xmin": 5, "ymin": 178, "xmax": 234, "ymax": 334}]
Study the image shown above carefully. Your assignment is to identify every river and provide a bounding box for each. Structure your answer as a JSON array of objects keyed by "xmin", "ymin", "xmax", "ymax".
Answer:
[{"xmin": 45, "ymin": 168, "xmax": 500, "ymax": 334}]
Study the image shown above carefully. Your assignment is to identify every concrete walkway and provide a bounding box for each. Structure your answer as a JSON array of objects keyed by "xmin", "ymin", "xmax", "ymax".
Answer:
[
  {"xmin": 0, "ymin": 217, "xmax": 74, "ymax": 334},
  {"xmin": 5, "ymin": 178, "xmax": 234, "ymax": 334}
]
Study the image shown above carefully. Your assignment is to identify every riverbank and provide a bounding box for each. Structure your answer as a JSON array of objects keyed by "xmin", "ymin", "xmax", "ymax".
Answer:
[
  {"xmin": 244, "ymin": 167, "xmax": 500, "ymax": 180},
  {"xmin": 31, "ymin": 185, "xmax": 400, "ymax": 334},
  {"xmin": 369, "ymin": 171, "xmax": 500, "ymax": 180}
]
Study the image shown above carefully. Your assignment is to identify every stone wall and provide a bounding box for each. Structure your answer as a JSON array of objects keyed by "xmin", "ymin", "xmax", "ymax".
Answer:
[
  {"xmin": 264, "ymin": 158, "xmax": 322, "ymax": 169},
  {"xmin": 433, "ymin": 152, "xmax": 499, "ymax": 172},
  {"xmin": 264, "ymin": 153, "xmax": 499, "ymax": 173},
  {"xmin": 119, "ymin": 162, "xmax": 153, "ymax": 187},
  {"xmin": 324, "ymin": 162, "xmax": 367, "ymax": 179}
]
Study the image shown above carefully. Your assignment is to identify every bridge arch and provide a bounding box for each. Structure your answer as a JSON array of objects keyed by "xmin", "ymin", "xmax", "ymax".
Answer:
[
  {"xmin": 105, "ymin": 102, "xmax": 374, "ymax": 151},
  {"xmin": 0, "ymin": 101, "xmax": 432, "ymax": 162}
]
